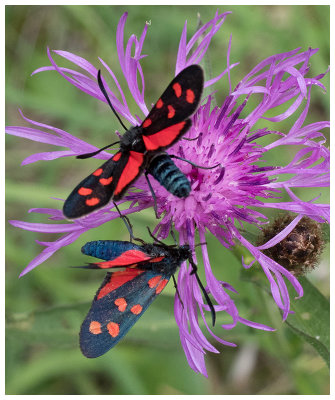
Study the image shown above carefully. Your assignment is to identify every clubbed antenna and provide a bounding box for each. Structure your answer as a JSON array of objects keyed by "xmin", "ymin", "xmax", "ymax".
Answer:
[
  {"xmin": 97, "ymin": 69, "xmax": 128, "ymax": 131},
  {"xmin": 189, "ymin": 259, "xmax": 216, "ymax": 326}
]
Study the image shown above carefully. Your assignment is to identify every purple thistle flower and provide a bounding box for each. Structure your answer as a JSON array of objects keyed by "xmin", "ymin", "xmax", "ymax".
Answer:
[{"xmin": 6, "ymin": 11, "xmax": 329, "ymax": 377}]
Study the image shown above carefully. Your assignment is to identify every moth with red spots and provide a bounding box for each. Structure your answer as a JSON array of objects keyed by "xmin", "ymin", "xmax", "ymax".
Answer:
[
  {"xmin": 63, "ymin": 65, "xmax": 204, "ymax": 219},
  {"xmin": 78, "ymin": 239, "xmax": 215, "ymax": 358}
]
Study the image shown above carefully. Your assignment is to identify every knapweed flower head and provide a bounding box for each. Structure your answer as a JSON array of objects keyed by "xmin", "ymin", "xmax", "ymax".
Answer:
[{"xmin": 7, "ymin": 11, "xmax": 329, "ymax": 377}]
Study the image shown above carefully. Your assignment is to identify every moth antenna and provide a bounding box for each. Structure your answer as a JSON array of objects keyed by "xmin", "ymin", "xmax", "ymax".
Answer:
[
  {"xmin": 70, "ymin": 264, "xmax": 100, "ymax": 270},
  {"xmin": 97, "ymin": 70, "xmax": 128, "ymax": 131},
  {"xmin": 189, "ymin": 259, "xmax": 216, "ymax": 326},
  {"xmin": 76, "ymin": 141, "xmax": 121, "ymax": 159},
  {"xmin": 147, "ymin": 227, "xmax": 178, "ymax": 249},
  {"xmin": 146, "ymin": 227, "xmax": 166, "ymax": 246}
]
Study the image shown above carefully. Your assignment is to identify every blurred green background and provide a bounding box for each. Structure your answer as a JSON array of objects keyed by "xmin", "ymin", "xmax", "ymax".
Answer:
[{"xmin": 5, "ymin": 5, "xmax": 329, "ymax": 395}]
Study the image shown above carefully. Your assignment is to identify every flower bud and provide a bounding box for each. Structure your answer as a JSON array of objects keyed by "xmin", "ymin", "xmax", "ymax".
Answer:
[{"xmin": 260, "ymin": 215, "xmax": 325, "ymax": 276}]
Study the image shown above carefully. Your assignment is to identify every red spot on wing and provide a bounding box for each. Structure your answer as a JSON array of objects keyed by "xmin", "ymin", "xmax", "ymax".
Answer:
[
  {"xmin": 156, "ymin": 98, "xmax": 164, "ymax": 108},
  {"xmin": 167, "ymin": 105, "xmax": 175, "ymax": 119},
  {"xmin": 78, "ymin": 187, "xmax": 92, "ymax": 196},
  {"xmin": 148, "ymin": 256, "xmax": 165, "ymax": 263},
  {"xmin": 156, "ymin": 279, "xmax": 169, "ymax": 294},
  {"xmin": 130, "ymin": 304, "xmax": 143, "ymax": 315},
  {"xmin": 86, "ymin": 197, "xmax": 100, "ymax": 206},
  {"xmin": 94, "ymin": 249, "xmax": 153, "ymax": 269},
  {"xmin": 142, "ymin": 119, "xmax": 152, "ymax": 128},
  {"xmin": 89, "ymin": 321, "xmax": 102, "ymax": 335},
  {"xmin": 93, "ymin": 168, "xmax": 103, "ymax": 176},
  {"xmin": 107, "ymin": 322, "xmax": 119, "ymax": 337},
  {"xmin": 148, "ymin": 275, "xmax": 162, "ymax": 288},
  {"xmin": 114, "ymin": 151, "xmax": 144, "ymax": 196},
  {"xmin": 186, "ymin": 89, "xmax": 195, "ymax": 104},
  {"xmin": 115, "ymin": 297, "xmax": 127, "ymax": 312},
  {"xmin": 97, "ymin": 268, "xmax": 144, "ymax": 300},
  {"xmin": 99, "ymin": 176, "xmax": 113, "ymax": 185},
  {"xmin": 113, "ymin": 152, "xmax": 122, "ymax": 162},
  {"xmin": 173, "ymin": 82, "xmax": 182, "ymax": 98},
  {"xmin": 143, "ymin": 121, "xmax": 186, "ymax": 151}
]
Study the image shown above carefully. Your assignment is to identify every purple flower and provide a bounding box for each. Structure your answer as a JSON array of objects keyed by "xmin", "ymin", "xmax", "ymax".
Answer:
[{"xmin": 6, "ymin": 11, "xmax": 329, "ymax": 377}]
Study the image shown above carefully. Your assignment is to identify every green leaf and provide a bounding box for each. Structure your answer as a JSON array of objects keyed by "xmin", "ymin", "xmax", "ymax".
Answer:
[
  {"xmin": 321, "ymin": 223, "xmax": 330, "ymax": 243},
  {"xmin": 239, "ymin": 265, "xmax": 329, "ymax": 367},
  {"xmin": 285, "ymin": 276, "xmax": 329, "ymax": 368}
]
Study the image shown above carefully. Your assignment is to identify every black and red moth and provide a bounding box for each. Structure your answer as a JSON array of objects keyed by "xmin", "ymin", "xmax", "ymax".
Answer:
[
  {"xmin": 79, "ymin": 239, "xmax": 193, "ymax": 358},
  {"xmin": 63, "ymin": 65, "xmax": 204, "ymax": 219}
]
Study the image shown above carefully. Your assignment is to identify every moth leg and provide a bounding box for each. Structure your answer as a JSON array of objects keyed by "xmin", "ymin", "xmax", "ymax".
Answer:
[
  {"xmin": 170, "ymin": 154, "xmax": 221, "ymax": 170},
  {"xmin": 113, "ymin": 201, "xmax": 145, "ymax": 244},
  {"xmin": 182, "ymin": 134, "xmax": 200, "ymax": 141},
  {"xmin": 144, "ymin": 172, "xmax": 159, "ymax": 219}
]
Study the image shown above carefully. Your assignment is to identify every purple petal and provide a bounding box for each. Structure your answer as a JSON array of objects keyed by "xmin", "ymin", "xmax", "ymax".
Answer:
[
  {"xmin": 175, "ymin": 20, "xmax": 187, "ymax": 73},
  {"xmin": 22, "ymin": 150, "xmax": 76, "ymax": 165},
  {"xmin": 237, "ymin": 317, "xmax": 275, "ymax": 332},
  {"xmin": 9, "ymin": 219, "xmax": 80, "ymax": 233},
  {"xmin": 257, "ymin": 214, "xmax": 303, "ymax": 250},
  {"xmin": 19, "ymin": 231, "xmax": 83, "ymax": 277},
  {"xmin": 53, "ymin": 50, "xmax": 98, "ymax": 76}
]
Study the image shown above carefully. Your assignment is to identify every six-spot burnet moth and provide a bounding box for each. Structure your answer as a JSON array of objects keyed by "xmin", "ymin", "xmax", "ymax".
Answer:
[
  {"xmin": 63, "ymin": 65, "xmax": 204, "ymax": 220},
  {"xmin": 78, "ymin": 239, "xmax": 215, "ymax": 358}
]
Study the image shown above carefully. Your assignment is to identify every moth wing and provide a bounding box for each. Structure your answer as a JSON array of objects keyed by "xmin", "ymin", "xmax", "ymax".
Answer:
[
  {"xmin": 141, "ymin": 65, "xmax": 203, "ymax": 151},
  {"xmin": 81, "ymin": 241, "xmax": 165, "ymax": 269},
  {"xmin": 63, "ymin": 150, "xmax": 145, "ymax": 218},
  {"xmin": 63, "ymin": 152, "xmax": 126, "ymax": 219},
  {"xmin": 80, "ymin": 268, "xmax": 171, "ymax": 358}
]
